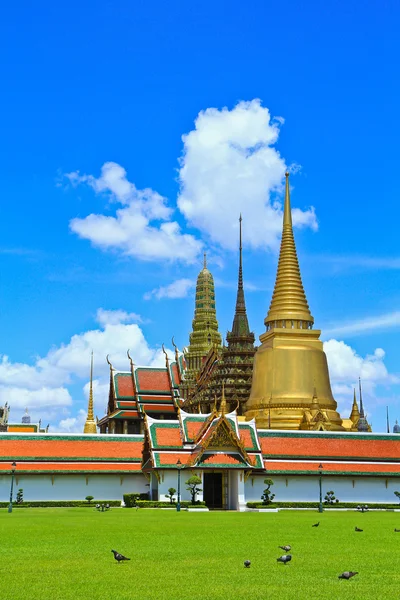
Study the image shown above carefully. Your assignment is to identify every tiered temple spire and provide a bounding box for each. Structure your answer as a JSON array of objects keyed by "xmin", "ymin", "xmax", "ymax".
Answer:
[
  {"xmin": 179, "ymin": 254, "xmax": 222, "ymax": 400},
  {"xmin": 83, "ymin": 352, "xmax": 97, "ymax": 434},
  {"xmin": 182, "ymin": 217, "xmax": 256, "ymax": 414},
  {"xmin": 357, "ymin": 378, "xmax": 369, "ymax": 432}
]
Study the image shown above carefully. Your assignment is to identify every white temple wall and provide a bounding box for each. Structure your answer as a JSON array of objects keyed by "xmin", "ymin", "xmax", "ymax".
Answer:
[
  {"xmin": 157, "ymin": 470, "xmax": 203, "ymax": 503},
  {"xmin": 0, "ymin": 473, "xmax": 148, "ymax": 502},
  {"xmin": 245, "ymin": 475, "xmax": 400, "ymax": 504}
]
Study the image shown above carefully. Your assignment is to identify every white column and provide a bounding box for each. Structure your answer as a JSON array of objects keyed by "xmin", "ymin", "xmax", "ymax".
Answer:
[{"xmin": 237, "ymin": 470, "xmax": 246, "ymax": 511}]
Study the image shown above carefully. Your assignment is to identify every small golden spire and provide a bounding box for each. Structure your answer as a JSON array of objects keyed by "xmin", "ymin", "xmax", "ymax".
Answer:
[
  {"xmin": 203, "ymin": 252, "xmax": 207, "ymax": 269},
  {"xmin": 350, "ymin": 388, "xmax": 360, "ymax": 422},
  {"xmin": 265, "ymin": 171, "xmax": 314, "ymax": 328},
  {"xmin": 84, "ymin": 351, "xmax": 97, "ymax": 434},
  {"xmin": 220, "ymin": 382, "xmax": 227, "ymax": 416}
]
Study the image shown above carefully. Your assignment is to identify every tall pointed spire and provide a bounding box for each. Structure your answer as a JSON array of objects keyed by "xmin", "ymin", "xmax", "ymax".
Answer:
[
  {"xmin": 231, "ymin": 215, "xmax": 252, "ymax": 337},
  {"xmin": 265, "ymin": 172, "xmax": 314, "ymax": 329},
  {"xmin": 84, "ymin": 351, "xmax": 97, "ymax": 434},
  {"xmin": 357, "ymin": 378, "xmax": 369, "ymax": 432}
]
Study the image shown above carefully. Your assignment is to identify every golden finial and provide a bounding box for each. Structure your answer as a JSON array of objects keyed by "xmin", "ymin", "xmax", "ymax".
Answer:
[
  {"xmin": 171, "ymin": 336, "xmax": 180, "ymax": 363},
  {"xmin": 84, "ymin": 351, "xmax": 97, "ymax": 434},
  {"xmin": 162, "ymin": 343, "xmax": 170, "ymax": 367},
  {"xmin": 203, "ymin": 252, "xmax": 207, "ymax": 269},
  {"xmin": 350, "ymin": 387, "xmax": 360, "ymax": 422},
  {"xmin": 127, "ymin": 349, "xmax": 134, "ymax": 367},
  {"xmin": 264, "ymin": 170, "xmax": 313, "ymax": 328}
]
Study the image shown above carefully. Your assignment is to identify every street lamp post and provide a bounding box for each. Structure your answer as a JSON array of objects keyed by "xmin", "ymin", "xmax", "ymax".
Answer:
[
  {"xmin": 176, "ymin": 459, "xmax": 182, "ymax": 512},
  {"xmin": 318, "ymin": 463, "xmax": 324, "ymax": 513},
  {"xmin": 8, "ymin": 462, "xmax": 17, "ymax": 513}
]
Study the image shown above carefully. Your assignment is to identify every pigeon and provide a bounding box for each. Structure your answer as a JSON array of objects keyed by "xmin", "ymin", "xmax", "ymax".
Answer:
[
  {"xmin": 244, "ymin": 560, "xmax": 251, "ymax": 568},
  {"xmin": 312, "ymin": 522, "xmax": 320, "ymax": 527},
  {"xmin": 395, "ymin": 529, "xmax": 400, "ymax": 532},
  {"xmin": 279, "ymin": 545, "xmax": 291, "ymax": 552},
  {"xmin": 338, "ymin": 571, "xmax": 358, "ymax": 580},
  {"xmin": 111, "ymin": 549, "xmax": 131, "ymax": 563},
  {"xmin": 355, "ymin": 527, "xmax": 363, "ymax": 532},
  {"xmin": 277, "ymin": 554, "xmax": 292, "ymax": 565}
]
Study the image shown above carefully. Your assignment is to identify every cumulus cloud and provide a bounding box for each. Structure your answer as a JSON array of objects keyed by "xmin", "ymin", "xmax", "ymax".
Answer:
[
  {"xmin": 68, "ymin": 162, "xmax": 202, "ymax": 263},
  {"xmin": 96, "ymin": 308, "xmax": 142, "ymax": 327},
  {"xmin": 177, "ymin": 99, "xmax": 317, "ymax": 250},
  {"xmin": 324, "ymin": 339, "xmax": 399, "ymax": 418},
  {"xmin": 0, "ymin": 309, "xmax": 168, "ymax": 429},
  {"xmin": 58, "ymin": 409, "xmax": 88, "ymax": 433},
  {"xmin": 144, "ymin": 278, "xmax": 194, "ymax": 300}
]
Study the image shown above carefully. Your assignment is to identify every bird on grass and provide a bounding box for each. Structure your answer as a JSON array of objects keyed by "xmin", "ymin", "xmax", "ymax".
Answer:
[
  {"xmin": 395, "ymin": 528, "xmax": 400, "ymax": 532},
  {"xmin": 111, "ymin": 549, "xmax": 131, "ymax": 563},
  {"xmin": 355, "ymin": 527, "xmax": 363, "ymax": 532},
  {"xmin": 277, "ymin": 554, "xmax": 292, "ymax": 565},
  {"xmin": 338, "ymin": 571, "xmax": 358, "ymax": 580},
  {"xmin": 244, "ymin": 560, "xmax": 251, "ymax": 568},
  {"xmin": 312, "ymin": 522, "xmax": 320, "ymax": 527},
  {"xmin": 278, "ymin": 545, "xmax": 291, "ymax": 552}
]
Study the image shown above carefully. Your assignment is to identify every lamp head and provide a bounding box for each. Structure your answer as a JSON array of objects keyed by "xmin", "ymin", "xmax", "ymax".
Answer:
[
  {"xmin": 318, "ymin": 463, "xmax": 323, "ymax": 470},
  {"xmin": 11, "ymin": 461, "xmax": 16, "ymax": 470}
]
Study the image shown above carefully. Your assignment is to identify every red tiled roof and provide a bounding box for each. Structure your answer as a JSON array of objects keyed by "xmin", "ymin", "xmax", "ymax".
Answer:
[
  {"xmin": 8, "ymin": 426, "xmax": 37, "ymax": 433},
  {"xmin": 264, "ymin": 460, "xmax": 400, "ymax": 474},
  {"xmin": 155, "ymin": 427, "xmax": 182, "ymax": 448},
  {"xmin": 137, "ymin": 369, "xmax": 170, "ymax": 392},
  {"xmin": 114, "ymin": 373, "xmax": 135, "ymax": 397},
  {"xmin": 239, "ymin": 427, "xmax": 258, "ymax": 451},
  {"xmin": 0, "ymin": 437, "xmax": 144, "ymax": 460},
  {"xmin": 260, "ymin": 435, "xmax": 400, "ymax": 461},
  {"xmin": 143, "ymin": 404, "xmax": 176, "ymax": 413},
  {"xmin": 154, "ymin": 452, "xmax": 190, "ymax": 466},
  {"xmin": 0, "ymin": 461, "xmax": 141, "ymax": 473},
  {"xmin": 200, "ymin": 453, "xmax": 245, "ymax": 465},
  {"xmin": 186, "ymin": 420, "xmax": 205, "ymax": 441}
]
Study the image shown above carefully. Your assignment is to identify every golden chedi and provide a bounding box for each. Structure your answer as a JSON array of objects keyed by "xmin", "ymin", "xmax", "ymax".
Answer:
[{"xmin": 245, "ymin": 172, "xmax": 344, "ymax": 430}]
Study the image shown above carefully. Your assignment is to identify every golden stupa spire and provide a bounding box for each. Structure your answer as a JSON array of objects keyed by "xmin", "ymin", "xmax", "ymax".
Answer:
[
  {"xmin": 265, "ymin": 171, "xmax": 314, "ymax": 329},
  {"xmin": 83, "ymin": 351, "xmax": 97, "ymax": 434},
  {"xmin": 350, "ymin": 388, "xmax": 360, "ymax": 422}
]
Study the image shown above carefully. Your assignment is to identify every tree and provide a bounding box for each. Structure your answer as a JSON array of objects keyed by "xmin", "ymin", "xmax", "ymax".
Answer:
[
  {"xmin": 85, "ymin": 495, "xmax": 94, "ymax": 504},
  {"xmin": 16, "ymin": 488, "xmax": 23, "ymax": 504},
  {"xmin": 185, "ymin": 475, "xmax": 202, "ymax": 504},
  {"xmin": 261, "ymin": 479, "xmax": 275, "ymax": 505},
  {"xmin": 394, "ymin": 491, "xmax": 400, "ymax": 503},
  {"xmin": 324, "ymin": 490, "xmax": 338, "ymax": 505},
  {"xmin": 165, "ymin": 487, "xmax": 176, "ymax": 504}
]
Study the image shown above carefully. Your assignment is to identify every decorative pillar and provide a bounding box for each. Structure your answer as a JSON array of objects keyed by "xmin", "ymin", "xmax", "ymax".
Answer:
[
  {"xmin": 110, "ymin": 420, "xmax": 116, "ymax": 434},
  {"xmin": 237, "ymin": 469, "xmax": 246, "ymax": 511}
]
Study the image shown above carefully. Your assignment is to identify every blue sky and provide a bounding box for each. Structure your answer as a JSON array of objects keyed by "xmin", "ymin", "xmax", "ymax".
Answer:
[{"xmin": 0, "ymin": 0, "xmax": 399, "ymax": 432}]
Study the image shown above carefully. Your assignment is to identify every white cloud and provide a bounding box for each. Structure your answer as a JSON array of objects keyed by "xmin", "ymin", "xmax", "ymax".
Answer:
[
  {"xmin": 324, "ymin": 339, "xmax": 399, "ymax": 419},
  {"xmin": 69, "ymin": 162, "xmax": 202, "ymax": 264},
  {"xmin": 58, "ymin": 409, "xmax": 87, "ymax": 433},
  {"xmin": 0, "ymin": 309, "xmax": 169, "ymax": 429},
  {"xmin": 95, "ymin": 308, "xmax": 142, "ymax": 327},
  {"xmin": 324, "ymin": 311, "xmax": 400, "ymax": 338},
  {"xmin": 177, "ymin": 99, "xmax": 317, "ymax": 251},
  {"xmin": 144, "ymin": 278, "xmax": 194, "ymax": 300}
]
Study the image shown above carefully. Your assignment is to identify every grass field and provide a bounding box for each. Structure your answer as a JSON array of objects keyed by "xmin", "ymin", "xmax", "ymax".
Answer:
[{"xmin": 0, "ymin": 508, "xmax": 399, "ymax": 600}]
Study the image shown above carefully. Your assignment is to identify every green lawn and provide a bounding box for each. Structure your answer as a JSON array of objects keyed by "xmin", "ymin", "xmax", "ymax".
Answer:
[{"xmin": 0, "ymin": 508, "xmax": 399, "ymax": 600}]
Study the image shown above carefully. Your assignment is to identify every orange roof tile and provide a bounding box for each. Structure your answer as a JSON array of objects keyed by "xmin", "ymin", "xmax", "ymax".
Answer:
[
  {"xmin": 155, "ymin": 427, "xmax": 182, "ymax": 448},
  {"xmin": 0, "ymin": 461, "xmax": 142, "ymax": 472},
  {"xmin": 0, "ymin": 437, "xmax": 144, "ymax": 460},
  {"xmin": 200, "ymin": 453, "xmax": 244, "ymax": 465},
  {"xmin": 137, "ymin": 369, "xmax": 170, "ymax": 392},
  {"xmin": 264, "ymin": 460, "xmax": 400, "ymax": 474},
  {"xmin": 115, "ymin": 373, "xmax": 135, "ymax": 397},
  {"xmin": 186, "ymin": 420, "xmax": 204, "ymax": 441},
  {"xmin": 260, "ymin": 435, "xmax": 400, "ymax": 460},
  {"xmin": 155, "ymin": 452, "xmax": 190, "ymax": 466}
]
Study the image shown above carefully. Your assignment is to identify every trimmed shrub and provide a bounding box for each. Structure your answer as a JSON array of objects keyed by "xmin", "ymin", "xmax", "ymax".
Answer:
[
  {"xmin": 123, "ymin": 499, "xmax": 206, "ymax": 509},
  {"xmin": 0, "ymin": 500, "xmax": 120, "ymax": 508},
  {"xmin": 246, "ymin": 501, "xmax": 400, "ymax": 509}
]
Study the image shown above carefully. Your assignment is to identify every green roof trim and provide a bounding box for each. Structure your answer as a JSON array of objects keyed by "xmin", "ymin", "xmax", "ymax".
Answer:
[{"xmin": 258, "ymin": 431, "xmax": 400, "ymax": 442}]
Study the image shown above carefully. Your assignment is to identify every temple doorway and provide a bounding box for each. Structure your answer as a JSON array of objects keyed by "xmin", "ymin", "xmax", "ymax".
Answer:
[{"xmin": 203, "ymin": 472, "xmax": 223, "ymax": 509}]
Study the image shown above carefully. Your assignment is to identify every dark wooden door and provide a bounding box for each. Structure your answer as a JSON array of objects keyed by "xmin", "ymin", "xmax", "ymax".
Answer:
[{"xmin": 203, "ymin": 473, "xmax": 223, "ymax": 508}]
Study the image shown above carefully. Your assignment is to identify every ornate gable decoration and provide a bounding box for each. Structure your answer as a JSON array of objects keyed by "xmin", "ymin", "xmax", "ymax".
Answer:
[{"xmin": 199, "ymin": 416, "xmax": 251, "ymax": 465}]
